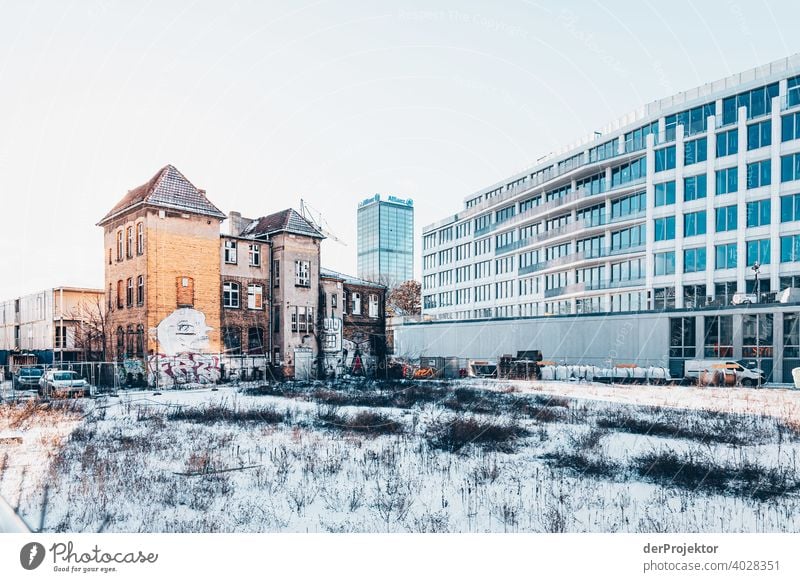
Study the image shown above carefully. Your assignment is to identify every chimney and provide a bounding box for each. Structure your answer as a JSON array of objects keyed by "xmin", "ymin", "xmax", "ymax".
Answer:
[{"xmin": 227, "ymin": 211, "xmax": 250, "ymax": 236}]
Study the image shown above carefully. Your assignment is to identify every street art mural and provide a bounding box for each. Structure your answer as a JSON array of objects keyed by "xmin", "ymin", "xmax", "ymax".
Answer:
[
  {"xmin": 156, "ymin": 308, "xmax": 212, "ymax": 356},
  {"xmin": 147, "ymin": 353, "xmax": 221, "ymax": 386},
  {"xmin": 144, "ymin": 308, "xmax": 219, "ymax": 386}
]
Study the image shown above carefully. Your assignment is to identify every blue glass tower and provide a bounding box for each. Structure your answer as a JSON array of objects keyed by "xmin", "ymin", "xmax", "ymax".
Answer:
[{"xmin": 357, "ymin": 194, "xmax": 414, "ymax": 287}]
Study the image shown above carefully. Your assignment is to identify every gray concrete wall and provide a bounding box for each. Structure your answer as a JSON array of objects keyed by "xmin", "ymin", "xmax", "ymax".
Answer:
[{"xmin": 394, "ymin": 312, "xmax": 670, "ymax": 366}]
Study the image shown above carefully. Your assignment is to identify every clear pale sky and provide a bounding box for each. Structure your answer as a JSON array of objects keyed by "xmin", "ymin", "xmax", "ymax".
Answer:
[{"xmin": 1, "ymin": 0, "xmax": 798, "ymax": 298}]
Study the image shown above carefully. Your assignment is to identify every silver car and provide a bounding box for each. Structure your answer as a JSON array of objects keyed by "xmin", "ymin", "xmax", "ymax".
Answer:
[{"xmin": 38, "ymin": 370, "xmax": 93, "ymax": 398}]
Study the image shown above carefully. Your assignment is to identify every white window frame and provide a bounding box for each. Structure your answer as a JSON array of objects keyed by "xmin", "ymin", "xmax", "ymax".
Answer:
[
  {"xmin": 295, "ymin": 260, "xmax": 310, "ymax": 287},
  {"xmin": 249, "ymin": 244, "xmax": 261, "ymax": 267},
  {"xmin": 223, "ymin": 282, "xmax": 240, "ymax": 308},
  {"xmin": 368, "ymin": 294, "xmax": 379, "ymax": 318},
  {"xmin": 136, "ymin": 223, "xmax": 144, "ymax": 255},
  {"xmin": 224, "ymin": 240, "xmax": 238, "ymax": 264},
  {"xmin": 247, "ymin": 284, "xmax": 263, "ymax": 310},
  {"xmin": 352, "ymin": 292, "xmax": 361, "ymax": 315}
]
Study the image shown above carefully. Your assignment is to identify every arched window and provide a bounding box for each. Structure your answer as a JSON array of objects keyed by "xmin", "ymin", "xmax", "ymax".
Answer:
[
  {"xmin": 136, "ymin": 222, "xmax": 144, "ymax": 255},
  {"xmin": 126, "ymin": 227, "xmax": 134, "ymax": 258},
  {"xmin": 135, "ymin": 325, "xmax": 145, "ymax": 357},
  {"xmin": 126, "ymin": 324, "xmax": 134, "ymax": 356},
  {"xmin": 116, "ymin": 326, "xmax": 125, "ymax": 359}
]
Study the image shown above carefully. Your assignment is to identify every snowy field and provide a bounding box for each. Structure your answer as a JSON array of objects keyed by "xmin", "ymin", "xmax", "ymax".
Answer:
[{"xmin": 2, "ymin": 379, "xmax": 800, "ymax": 533}]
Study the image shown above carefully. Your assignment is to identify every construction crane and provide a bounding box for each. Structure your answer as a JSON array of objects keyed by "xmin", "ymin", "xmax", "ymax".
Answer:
[{"xmin": 300, "ymin": 198, "xmax": 347, "ymax": 246}]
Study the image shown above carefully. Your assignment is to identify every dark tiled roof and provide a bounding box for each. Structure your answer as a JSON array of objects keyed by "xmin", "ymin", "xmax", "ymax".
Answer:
[
  {"xmin": 99, "ymin": 165, "xmax": 226, "ymax": 224},
  {"xmin": 242, "ymin": 208, "xmax": 323, "ymax": 239},
  {"xmin": 320, "ymin": 268, "xmax": 386, "ymax": 289}
]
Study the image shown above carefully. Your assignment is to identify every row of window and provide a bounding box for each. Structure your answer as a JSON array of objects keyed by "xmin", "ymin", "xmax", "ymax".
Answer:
[
  {"xmin": 223, "ymin": 240, "xmax": 262, "ymax": 267},
  {"xmin": 112, "ymin": 276, "xmax": 145, "ymax": 309},
  {"xmin": 114, "ymin": 223, "xmax": 144, "ymax": 262}
]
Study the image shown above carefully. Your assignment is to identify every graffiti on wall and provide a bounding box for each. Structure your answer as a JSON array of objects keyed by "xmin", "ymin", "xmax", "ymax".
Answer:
[
  {"xmin": 157, "ymin": 308, "xmax": 212, "ymax": 356},
  {"xmin": 147, "ymin": 353, "xmax": 221, "ymax": 386}
]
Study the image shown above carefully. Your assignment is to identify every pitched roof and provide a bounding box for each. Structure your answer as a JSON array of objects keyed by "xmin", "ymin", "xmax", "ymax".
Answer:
[
  {"xmin": 241, "ymin": 208, "xmax": 324, "ymax": 239},
  {"xmin": 98, "ymin": 165, "xmax": 226, "ymax": 225},
  {"xmin": 320, "ymin": 268, "xmax": 386, "ymax": 289}
]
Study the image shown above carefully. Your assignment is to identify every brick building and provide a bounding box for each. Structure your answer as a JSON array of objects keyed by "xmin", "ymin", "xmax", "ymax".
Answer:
[
  {"xmin": 97, "ymin": 165, "xmax": 227, "ymax": 385},
  {"xmin": 99, "ymin": 164, "xmax": 387, "ymax": 385},
  {"xmin": 320, "ymin": 269, "xmax": 387, "ymax": 377}
]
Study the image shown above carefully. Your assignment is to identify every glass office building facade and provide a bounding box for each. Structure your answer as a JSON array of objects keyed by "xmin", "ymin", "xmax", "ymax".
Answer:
[
  {"xmin": 421, "ymin": 55, "xmax": 800, "ymax": 322},
  {"xmin": 357, "ymin": 195, "xmax": 414, "ymax": 287}
]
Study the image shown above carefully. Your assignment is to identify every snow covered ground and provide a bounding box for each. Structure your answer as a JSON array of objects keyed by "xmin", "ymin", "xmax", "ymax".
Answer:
[{"xmin": 1, "ymin": 379, "xmax": 800, "ymax": 533}]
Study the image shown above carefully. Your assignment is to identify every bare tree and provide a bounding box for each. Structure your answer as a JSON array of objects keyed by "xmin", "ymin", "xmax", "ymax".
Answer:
[
  {"xmin": 386, "ymin": 280, "xmax": 421, "ymax": 316},
  {"xmin": 71, "ymin": 295, "xmax": 110, "ymax": 362}
]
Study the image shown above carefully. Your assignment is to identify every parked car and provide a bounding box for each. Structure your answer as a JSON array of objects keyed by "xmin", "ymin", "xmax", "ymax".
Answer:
[
  {"xmin": 684, "ymin": 359, "xmax": 765, "ymax": 387},
  {"xmin": 38, "ymin": 370, "xmax": 94, "ymax": 398},
  {"xmin": 12, "ymin": 367, "xmax": 43, "ymax": 391},
  {"xmin": 732, "ymin": 293, "xmax": 758, "ymax": 305}
]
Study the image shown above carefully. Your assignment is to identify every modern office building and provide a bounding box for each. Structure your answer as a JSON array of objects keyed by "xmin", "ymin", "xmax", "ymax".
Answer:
[
  {"xmin": 400, "ymin": 54, "xmax": 800, "ymax": 382},
  {"xmin": 357, "ymin": 194, "xmax": 414, "ymax": 287}
]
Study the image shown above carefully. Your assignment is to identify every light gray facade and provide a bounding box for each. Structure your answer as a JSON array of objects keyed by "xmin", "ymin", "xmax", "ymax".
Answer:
[
  {"xmin": 394, "ymin": 303, "xmax": 800, "ymax": 383},
  {"xmin": 421, "ymin": 54, "xmax": 800, "ymax": 322}
]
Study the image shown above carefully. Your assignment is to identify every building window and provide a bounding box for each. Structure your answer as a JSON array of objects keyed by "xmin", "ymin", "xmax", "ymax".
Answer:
[
  {"xmin": 704, "ymin": 315, "xmax": 734, "ymax": 357},
  {"xmin": 746, "ymin": 239, "xmax": 770, "ymax": 266},
  {"xmin": 684, "ymin": 138, "xmax": 707, "ymax": 165},
  {"xmin": 715, "ymin": 243, "xmax": 738, "ymax": 270},
  {"xmin": 223, "ymin": 282, "xmax": 240, "ymax": 308},
  {"xmin": 248, "ymin": 327, "xmax": 265, "ymax": 355},
  {"xmin": 716, "ymin": 167, "xmax": 738, "ymax": 195},
  {"xmin": 126, "ymin": 325, "xmax": 134, "ymax": 357},
  {"xmin": 126, "ymin": 278, "xmax": 133, "ymax": 307},
  {"xmin": 784, "ymin": 313, "xmax": 800, "ymax": 358},
  {"xmin": 352, "ymin": 292, "xmax": 361, "ymax": 315},
  {"xmin": 746, "ymin": 160, "xmax": 771, "ymax": 189},
  {"xmin": 137, "ymin": 275, "xmax": 144, "ymax": 306},
  {"xmin": 249, "ymin": 244, "xmax": 261, "ymax": 267},
  {"xmin": 224, "ymin": 240, "xmax": 238, "ymax": 264},
  {"xmin": 780, "ymin": 235, "xmax": 800, "ymax": 263},
  {"xmin": 716, "ymin": 129, "xmax": 738, "ymax": 157},
  {"xmin": 116, "ymin": 326, "xmax": 125, "ymax": 359},
  {"xmin": 721, "ymin": 83, "xmax": 779, "ymax": 125},
  {"xmin": 136, "ymin": 223, "xmax": 144, "ymax": 255},
  {"xmin": 654, "ymin": 146, "xmax": 676, "ymax": 172},
  {"xmin": 715, "ymin": 205, "xmax": 737, "ymax": 232},
  {"xmin": 746, "ymin": 199, "xmax": 771, "ymax": 227},
  {"xmin": 295, "ymin": 260, "xmax": 310, "ymax": 287},
  {"xmin": 683, "ymin": 211, "xmax": 706, "ymax": 237},
  {"xmin": 177, "ymin": 276, "xmax": 194, "ymax": 307},
  {"xmin": 684, "ymin": 175, "xmax": 707, "ymax": 201},
  {"xmin": 117, "ymin": 280, "xmax": 124, "ymax": 309},
  {"xmin": 135, "ymin": 325, "xmax": 144, "ymax": 357},
  {"xmin": 654, "ymin": 252, "xmax": 675, "ymax": 276},
  {"xmin": 331, "ymin": 293, "xmax": 338, "ymax": 308},
  {"xmin": 54, "ymin": 326, "xmax": 66, "ymax": 349},
  {"xmin": 273, "ymin": 260, "xmax": 280, "ymax": 287},
  {"xmin": 368, "ymin": 294, "xmax": 379, "ymax": 318},
  {"xmin": 653, "ymin": 217, "xmax": 675, "ymax": 241},
  {"xmin": 742, "ymin": 314, "xmax": 773, "ymax": 358},
  {"xmin": 747, "ymin": 119, "xmax": 772, "ymax": 150},
  {"xmin": 670, "ymin": 317, "xmax": 696, "ymax": 358},
  {"xmin": 683, "ymin": 285, "xmax": 707, "ymax": 309},
  {"xmin": 683, "ymin": 247, "xmax": 706, "ymax": 273},
  {"xmin": 126, "ymin": 227, "xmax": 134, "ymax": 258},
  {"xmin": 781, "ymin": 153, "xmax": 800, "ymax": 183},
  {"xmin": 117, "ymin": 230, "xmax": 123, "ymax": 261},
  {"xmin": 652, "ymin": 287, "xmax": 675, "ymax": 310},
  {"xmin": 273, "ymin": 306, "xmax": 280, "ymax": 333},
  {"xmin": 223, "ymin": 327, "xmax": 242, "ymax": 355},
  {"xmin": 782, "ymin": 112, "xmax": 800, "ymax": 142},
  {"xmin": 247, "ymin": 284, "xmax": 263, "ymax": 310},
  {"xmin": 781, "ymin": 193, "xmax": 800, "ymax": 222},
  {"xmin": 654, "ymin": 181, "xmax": 675, "ymax": 207}
]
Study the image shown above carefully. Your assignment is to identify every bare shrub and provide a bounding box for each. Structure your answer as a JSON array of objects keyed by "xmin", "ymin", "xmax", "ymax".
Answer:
[
  {"xmin": 426, "ymin": 415, "xmax": 528, "ymax": 453},
  {"xmin": 167, "ymin": 403, "xmax": 285, "ymax": 425}
]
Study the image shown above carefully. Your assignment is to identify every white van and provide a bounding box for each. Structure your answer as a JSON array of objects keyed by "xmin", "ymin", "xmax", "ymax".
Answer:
[{"xmin": 684, "ymin": 359, "xmax": 765, "ymax": 387}]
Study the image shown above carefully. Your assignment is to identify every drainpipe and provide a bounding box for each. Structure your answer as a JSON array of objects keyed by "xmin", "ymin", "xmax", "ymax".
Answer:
[{"xmin": 267, "ymin": 238, "xmax": 274, "ymax": 366}]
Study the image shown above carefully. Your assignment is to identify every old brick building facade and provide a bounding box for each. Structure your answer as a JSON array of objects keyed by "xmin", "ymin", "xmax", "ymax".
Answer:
[{"xmin": 98, "ymin": 164, "xmax": 387, "ymax": 385}]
